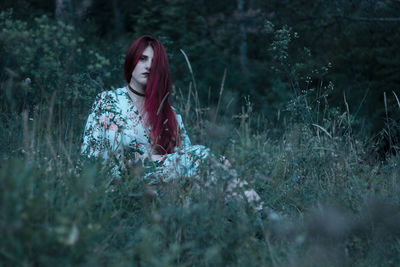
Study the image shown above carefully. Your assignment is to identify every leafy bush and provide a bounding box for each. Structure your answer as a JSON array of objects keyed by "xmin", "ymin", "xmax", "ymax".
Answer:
[
  {"xmin": 0, "ymin": 9, "xmax": 119, "ymax": 124},
  {"xmin": 0, "ymin": 10, "xmax": 127, "ymax": 158}
]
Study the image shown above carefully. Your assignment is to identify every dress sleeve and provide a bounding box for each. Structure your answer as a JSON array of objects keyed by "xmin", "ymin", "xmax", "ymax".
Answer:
[
  {"xmin": 81, "ymin": 92, "xmax": 111, "ymax": 160},
  {"xmin": 175, "ymin": 112, "xmax": 191, "ymax": 149}
]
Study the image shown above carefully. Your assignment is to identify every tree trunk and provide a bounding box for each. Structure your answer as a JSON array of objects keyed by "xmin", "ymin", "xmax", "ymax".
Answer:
[
  {"xmin": 113, "ymin": 0, "xmax": 124, "ymax": 33},
  {"xmin": 55, "ymin": 0, "xmax": 72, "ymax": 24},
  {"xmin": 237, "ymin": 0, "xmax": 248, "ymax": 74},
  {"xmin": 55, "ymin": 0, "xmax": 64, "ymax": 20}
]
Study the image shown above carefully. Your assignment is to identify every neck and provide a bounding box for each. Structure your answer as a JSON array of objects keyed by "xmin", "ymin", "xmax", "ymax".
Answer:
[
  {"xmin": 129, "ymin": 80, "xmax": 145, "ymax": 95},
  {"xmin": 128, "ymin": 84, "xmax": 146, "ymax": 97}
]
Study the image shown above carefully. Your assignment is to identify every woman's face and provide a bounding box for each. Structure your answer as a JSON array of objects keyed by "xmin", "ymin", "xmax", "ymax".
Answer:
[{"xmin": 131, "ymin": 46, "xmax": 154, "ymax": 90}]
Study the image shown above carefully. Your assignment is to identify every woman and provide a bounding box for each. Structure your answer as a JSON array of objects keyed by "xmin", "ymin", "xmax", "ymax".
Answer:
[
  {"xmin": 81, "ymin": 35, "xmax": 261, "ymax": 207},
  {"xmin": 81, "ymin": 35, "xmax": 212, "ymax": 181}
]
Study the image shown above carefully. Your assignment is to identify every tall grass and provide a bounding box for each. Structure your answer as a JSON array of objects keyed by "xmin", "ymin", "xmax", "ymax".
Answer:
[{"xmin": 2, "ymin": 68, "xmax": 400, "ymax": 266}]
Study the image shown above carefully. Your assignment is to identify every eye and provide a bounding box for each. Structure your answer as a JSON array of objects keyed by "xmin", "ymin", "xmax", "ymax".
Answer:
[{"xmin": 140, "ymin": 56, "xmax": 147, "ymax": 61}]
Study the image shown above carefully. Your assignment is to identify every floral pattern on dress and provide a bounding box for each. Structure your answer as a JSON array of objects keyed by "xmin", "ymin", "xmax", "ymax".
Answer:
[{"xmin": 81, "ymin": 87, "xmax": 210, "ymax": 181}]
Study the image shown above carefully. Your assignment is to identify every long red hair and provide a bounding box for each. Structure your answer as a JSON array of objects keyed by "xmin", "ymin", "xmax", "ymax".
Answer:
[{"xmin": 124, "ymin": 35, "xmax": 180, "ymax": 154}]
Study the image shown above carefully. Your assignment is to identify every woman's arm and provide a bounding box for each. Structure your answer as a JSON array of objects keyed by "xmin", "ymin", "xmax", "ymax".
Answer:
[
  {"xmin": 81, "ymin": 92, "xmax": 112, "ymax": 159},
  {"xmin": 175, "ymin": 113, "xmax": 191, "ymax": 148}
]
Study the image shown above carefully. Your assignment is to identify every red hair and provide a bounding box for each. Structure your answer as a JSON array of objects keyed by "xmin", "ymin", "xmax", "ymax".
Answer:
[{"xmin": 124, "ymin": 35, "xmax": 180, "ymax": 154}]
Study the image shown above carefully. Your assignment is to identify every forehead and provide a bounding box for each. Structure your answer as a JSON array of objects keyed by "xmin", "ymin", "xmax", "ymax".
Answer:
[{"xmin": 142, "ymin": 46, "xmax": 154, "ymax": 57}]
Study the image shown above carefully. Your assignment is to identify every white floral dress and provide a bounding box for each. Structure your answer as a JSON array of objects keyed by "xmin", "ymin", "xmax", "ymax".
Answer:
[{"xmin": 81, "ymin": 87, "xmax": 211, "ymax": 183}]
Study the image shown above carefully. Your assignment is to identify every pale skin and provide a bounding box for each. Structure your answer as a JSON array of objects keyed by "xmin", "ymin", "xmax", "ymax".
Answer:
[{"xmin": 128, "ymin": 45, "xmax": 153, "ymax": 111}]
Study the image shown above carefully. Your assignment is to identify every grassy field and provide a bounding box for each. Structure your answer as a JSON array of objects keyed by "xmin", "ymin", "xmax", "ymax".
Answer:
[{"xmin": 1, "ymin": 85, "xmax": 400, "ymax": 266}]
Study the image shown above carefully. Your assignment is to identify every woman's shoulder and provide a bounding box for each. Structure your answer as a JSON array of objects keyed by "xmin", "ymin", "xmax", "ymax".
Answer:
[
  {"xmin": 94, "ymin": 87, "xmax": 127, "ymax": 103},
  {"xmin": 92, "ymin": 87, "xmax": 127, "ymax": 111},
  {"xmin": 171, "ymin": 106, "xmax": 182, "ymax": 115},
  {"xmin": 97, "ymin": 87, "xmax": 126, "ymax": 98},
  {"xmin": 171, "ymin": 106, "xmax": 185, "ymax": 125}
]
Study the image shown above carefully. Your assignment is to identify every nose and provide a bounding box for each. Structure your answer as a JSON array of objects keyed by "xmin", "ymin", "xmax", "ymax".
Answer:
[{"xmin": 145, "ymin": 59, "xmax": 152, "ymax": 70}]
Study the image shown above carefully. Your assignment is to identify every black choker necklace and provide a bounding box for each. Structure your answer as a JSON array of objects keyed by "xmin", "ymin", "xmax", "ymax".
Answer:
[{"xmin": 128, "ymin": 84, "xmax": 145, "ymax": 97}]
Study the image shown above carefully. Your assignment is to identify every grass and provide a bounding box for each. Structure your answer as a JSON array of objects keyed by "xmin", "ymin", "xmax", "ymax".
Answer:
[{"xmin": 1, "ymin": 78, "xmax": 400, "ymax": 266}]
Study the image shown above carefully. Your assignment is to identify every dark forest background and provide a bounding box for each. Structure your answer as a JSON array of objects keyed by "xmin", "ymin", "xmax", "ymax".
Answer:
[{"xmin": 2, "ymin": 0, "xmax": 400, "ymax": 136}]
